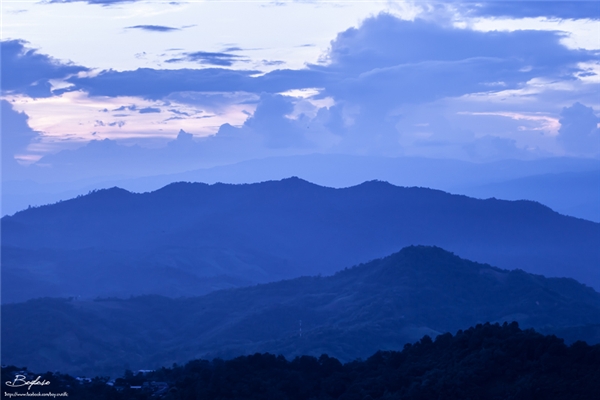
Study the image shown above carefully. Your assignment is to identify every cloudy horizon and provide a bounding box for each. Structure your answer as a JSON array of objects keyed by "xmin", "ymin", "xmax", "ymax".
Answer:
[{"xmin": 2, "ymin": 1, "xmax": 599, "ymax": 190}]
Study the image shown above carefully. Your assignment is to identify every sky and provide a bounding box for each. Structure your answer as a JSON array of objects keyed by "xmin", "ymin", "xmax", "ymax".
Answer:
[{"xmin": 1, "ymin": 0, "xmax": 600, "ymax": 184}]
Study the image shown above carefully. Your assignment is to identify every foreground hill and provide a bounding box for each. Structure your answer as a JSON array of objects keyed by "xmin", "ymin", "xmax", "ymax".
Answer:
[
  {"xmin": 2, "ymin": 178, "xmax": 599, "ymax": 303},
  {"xmin": 3, "ymin": 322, "xmax": 599, "ymax": 399},
  {"xmin": 3, "ymin": 246, "xmax": 600, "ymax": 377}
]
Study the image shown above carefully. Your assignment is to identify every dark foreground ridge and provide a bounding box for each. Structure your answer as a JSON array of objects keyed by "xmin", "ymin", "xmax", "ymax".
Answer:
[
  {"xmin": 2, "ymin": 177, "xmax": 599, "ymax": 304},
  {"xmin": 3, "ymin": 322, "xmax": 599, "ymax": 400},
  {"xmin": 3, "ymin": 246, "xmax": 600, "ymax": 377}
]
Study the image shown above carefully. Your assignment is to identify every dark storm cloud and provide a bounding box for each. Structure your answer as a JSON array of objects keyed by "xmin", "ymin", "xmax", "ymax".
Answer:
[
  {"xmin": 1, "ymin": 40, "xmax": 88, "ymax": 98},
  {"xmin": 126, "ymin": 25, "xmax": 180, "ymax": 32}
]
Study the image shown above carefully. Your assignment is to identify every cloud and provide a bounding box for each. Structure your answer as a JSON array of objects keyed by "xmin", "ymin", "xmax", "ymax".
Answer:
[
  {"xmin": 324, "ymin": 14, "xmax": 591, "ymax": 76},
  {"xmin": 460, "ymin": 111, "xmax": 560, "ymax": 136},
  {"xmin": 262, "ymin": 60, "xmax": 286, "ymax": 67},
  {"xmin": 462, "ymin": 135, "xmax": 531, "ymax": 162},
  {"xmin": 29, "ymin": 139, "xmax": 157, "ymax": 180},
  {"xmin": 334, "ymin": 57, "xmax": 527, "ymax": 105},
  {"xmin": 7, "ymin": 12, "xmax": 600, "ymax": 171},
  {"xmin": 94, "ymin": 119, "xmax": 126, "ymax": 127},
  {"xmin": 301, "ymin": 13, "xmax": 597, "ymax": 152},
  {"xmin": 1, "ymin": 40, "xmax": 87, "ymax": 98},
  {"xmin": 139, "ymin": 107, "xmax": 161, "ymax": 114},
  {"xmin": 168, "ymin": 109, "xmax": 190, "ymax": 116},
  {"xmin": 65, "ymin": 66, "xmax": 327, "ymax": 100},
  {"xmin": 1, "ymin": 101, "xmax": 43, "ymax": 178},
  {"xmin": 187, "ymin": 92, "xmax": 340, "ymax": 159},
  {"xmin": 64, "ymin": 14, "xmax": 593, "ymax": 102},
  {"xmin": 4, "ymin": 89, "xmax": 255, "ymax": 150},
  {"xmin": 165, "ymin": 51, "xmax": 247, "ymax": 67},
  {"xmin": 557, "ymin": 102, "xmax": 600, "ymax": 155},
  {"xmin": 235, "ymin": 93, "xmax": 310, "ymax": 148},
  {"xmin": 67, "ymin": 68, "xmax": 261, "ymax": 99},
  {"xmin": 48, "ymin": 0, "xmax": 140, "ymax": 5},
  {"xmin": 1, "ymin": 100, "xmax": 40, "ymax": 155},
  {"xmin": 167, "ymin": 129, "xmax": 196, "ymax": 150},
  {"xmin": 314, "ymin": 57, "xmax": 535, "ymax": 154},
  {"xmin": 126, "ymin": 25, "xmax": 180, "ymax": 32},
  {"xmin": 18, "ymin": 130, "xmax": 253, "ymax": 182},
  {"xmin": 457, "ymin": 1, "xmax": 600, "ymax": 20}
]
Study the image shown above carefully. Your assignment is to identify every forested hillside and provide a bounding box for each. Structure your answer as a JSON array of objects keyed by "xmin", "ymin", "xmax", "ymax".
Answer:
[
  {"xmin": 3, "ymin": 178, "xmax": 599, "ymax": 303},
  {"xmin": 3, "ymin": 322, "xmax": 599, "ymax": 399},
  {"xmin": 3, "ymin": 246, "xmax": 599, "ymax": 377}
]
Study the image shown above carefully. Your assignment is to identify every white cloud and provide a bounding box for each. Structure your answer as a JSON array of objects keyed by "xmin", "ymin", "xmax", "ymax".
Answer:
[
  {"xmin": 278, "ymin": 88, "xmax": 322, "ymax": 98},
  {"xmin": 4, "ymin": 91, "xmax": 256, "ymax": 149},
  {"xmin": 1, "ymin": 1, "xmax": 396, "ymax": 72},
  {"xmin": 458, "ymin": 112, "xmax": 560, "ymax": 136},
  {"xmin": 469, "ymin": 17, "xmax": 600, "ymax": 51}
]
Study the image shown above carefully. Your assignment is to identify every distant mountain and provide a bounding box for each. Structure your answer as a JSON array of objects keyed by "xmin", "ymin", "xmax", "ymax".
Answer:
[
  {"xmin": 462, "ymin": 169, "xmax": 600, "ymax": 222},
  {"xmin": 116, "ymin": 154, "xmax": 600, "ymax": 194},
  {"xmin": 3, "ymin": 246, "xmax": 600, "ymax": 377},
  {"xmin": 2, "ymin": 177, "xmax": 599, "ymax": 303},
  {"xmin": 3, "ymin": 154, "xmax": 599, "ymax": 218}
]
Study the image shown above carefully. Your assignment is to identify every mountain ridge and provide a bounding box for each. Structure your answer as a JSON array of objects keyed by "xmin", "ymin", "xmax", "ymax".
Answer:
[
  {"xmin": 2, "ymin": 177, "xmax": 599, "ymax": 303},
  {"xmin": 4, "ymin": 155, "xmax": 599, "ymax": 221},
  {"xmin": 3, "ymin": 246, "xmax": 600, "ymax": 377}
]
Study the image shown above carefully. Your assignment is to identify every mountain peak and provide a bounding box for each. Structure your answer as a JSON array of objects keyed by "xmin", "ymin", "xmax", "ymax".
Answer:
[
  {"xmin": 278, "ymin": 176, "xmax": 317, "ymax": 186},
  {"xmin": 340, "ymin": 245, "xmax": 491, "ymax": 282}
]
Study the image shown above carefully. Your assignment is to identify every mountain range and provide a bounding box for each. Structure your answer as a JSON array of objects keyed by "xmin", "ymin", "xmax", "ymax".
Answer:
[
  {"xmin": 3, "ymin": 154, "xmax": 599, "ymax": 221},
  {"xmin": 3, "ymin": 246, "xmax": 600, "ymax": 377},
  {"xmin": 2, "ymin": 177, "xmax": 599, "ymax": 304}
]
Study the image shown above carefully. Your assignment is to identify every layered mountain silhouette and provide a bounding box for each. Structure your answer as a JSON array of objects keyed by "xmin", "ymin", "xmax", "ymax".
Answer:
[
  {"xmin": 463, "ymin": 169, "xmax": 600, "ymax": 222},
  {"xmin": 3, "ymin": 246, "xmax": 600, "ymax": 377},
  {"xmin": 2, "ymin": 178, "xmax": 599, "ymax": 303},
  {"xmin": 5, "ymin": 154, "xmax": 599, "ymax": 221}
]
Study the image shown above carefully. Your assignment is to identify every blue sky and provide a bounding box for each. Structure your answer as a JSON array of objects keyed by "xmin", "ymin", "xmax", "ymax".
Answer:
[{"xmin": 1, "ymin": 0, "xmax": 599, "ymax": 183}]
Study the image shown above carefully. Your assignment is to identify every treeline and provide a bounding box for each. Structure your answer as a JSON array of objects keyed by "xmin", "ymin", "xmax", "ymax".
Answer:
[{"xmin": 3, "ymin": 322, "xmax": 599, "ymax": 400}]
